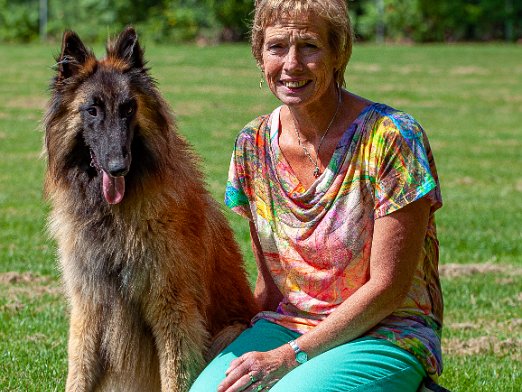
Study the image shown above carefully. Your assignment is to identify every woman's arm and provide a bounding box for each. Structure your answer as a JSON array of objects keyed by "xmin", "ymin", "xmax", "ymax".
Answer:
[
  {"xmin": 218, "ymin": 197, "xmax": 431, "ymax": 392},
  {"xmin": 250, "ymin": 222, "xmax": 283, "ymax": 311},
  {"xmin": 295, "ymin": 196, "xmax": 431, "ymax": 357}
]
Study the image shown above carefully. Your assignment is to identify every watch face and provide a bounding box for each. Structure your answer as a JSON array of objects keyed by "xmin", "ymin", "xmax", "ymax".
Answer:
[{"xmin": 296, "ymin": 351, "xmax": 308, "ymax": 364}]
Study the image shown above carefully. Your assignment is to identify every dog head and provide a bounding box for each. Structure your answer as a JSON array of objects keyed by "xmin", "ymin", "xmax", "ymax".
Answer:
[{"xmin": 47, "ymin": 27, "xmax": 152, "ymax": 205}]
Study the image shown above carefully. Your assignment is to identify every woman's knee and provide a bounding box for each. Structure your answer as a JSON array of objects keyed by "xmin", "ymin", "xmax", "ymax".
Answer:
[
  {"xmin": 190, "ymin": 320, "xmax": 300, "ymax": 391},
  {"xmin": 270, "ymin": 337, "xmax": 425, "ymax": 392}
]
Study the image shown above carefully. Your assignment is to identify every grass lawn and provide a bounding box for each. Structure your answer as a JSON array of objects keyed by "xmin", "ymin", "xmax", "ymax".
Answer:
[{"xmin": 0, "ymin": 40, "xmax": 520, "ymax": 391}]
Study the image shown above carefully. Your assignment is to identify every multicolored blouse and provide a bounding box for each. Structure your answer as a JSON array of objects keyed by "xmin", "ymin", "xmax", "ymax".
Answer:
[{"xmin": 225, "ymin": 103, "xmax": 444, "ymax": 378}]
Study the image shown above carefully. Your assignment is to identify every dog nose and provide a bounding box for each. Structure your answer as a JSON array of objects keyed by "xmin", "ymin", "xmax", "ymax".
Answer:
[{"xmin": 107, "ymin": 160, "xmax": 128, "ymax": 177}]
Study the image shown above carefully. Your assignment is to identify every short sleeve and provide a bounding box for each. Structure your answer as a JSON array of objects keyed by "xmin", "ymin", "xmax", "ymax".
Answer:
[
  {"xmin": 224, "ymin": 117, "xmax": 267, "ymax": 221},
  {"xmin": 225, "ymin": 146, "xmax": 252, "ymax": 220},
  {"xmin": 371, "ymin": 112, "xmax": 442, "ymax": 218}
]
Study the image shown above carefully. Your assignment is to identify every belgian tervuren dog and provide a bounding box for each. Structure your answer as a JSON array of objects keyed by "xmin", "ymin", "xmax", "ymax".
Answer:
[{"xmin": 43, "ymin": 27, "xmax": 257, "ymax": 391}]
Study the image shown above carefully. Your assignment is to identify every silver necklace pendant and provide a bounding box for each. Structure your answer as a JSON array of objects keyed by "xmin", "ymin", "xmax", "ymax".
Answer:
[{"xmin": 292, "ymin": 87, "xmax": 342, "ymax": 180}]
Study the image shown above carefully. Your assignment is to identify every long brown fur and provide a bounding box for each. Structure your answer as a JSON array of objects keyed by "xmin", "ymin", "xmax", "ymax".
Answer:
[{"xmin": 43, "ymin": 27, "xmax": 258, "ymax": 392}]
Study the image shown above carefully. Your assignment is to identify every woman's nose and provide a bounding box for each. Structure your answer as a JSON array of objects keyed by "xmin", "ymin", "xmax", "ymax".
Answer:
[{"xmin": 283, "ymin": 46, "xmax": 303, "ymax": 71}]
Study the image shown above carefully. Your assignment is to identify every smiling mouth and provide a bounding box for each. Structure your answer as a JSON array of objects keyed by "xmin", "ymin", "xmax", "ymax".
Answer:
[{"xmin": 282, "ymin": 80, "xmax": 309, "ymax": 88}]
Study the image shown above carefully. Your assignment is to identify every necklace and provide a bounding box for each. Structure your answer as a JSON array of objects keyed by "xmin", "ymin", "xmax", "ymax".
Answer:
[{"xmin": 293, "ymin": 88, "xmax": 342, "ymax": 178}]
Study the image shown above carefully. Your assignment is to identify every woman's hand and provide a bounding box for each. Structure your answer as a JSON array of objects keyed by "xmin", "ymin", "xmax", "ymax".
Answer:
[{"xmin": 217, "ymin": 345, "xmax": 296, "ymax": 392}]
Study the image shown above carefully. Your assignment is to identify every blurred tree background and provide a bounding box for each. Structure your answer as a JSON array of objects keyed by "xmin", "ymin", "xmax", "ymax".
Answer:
[{"xmin": 0, "ymin": 0, "xmax": 521, "ymax": 43}]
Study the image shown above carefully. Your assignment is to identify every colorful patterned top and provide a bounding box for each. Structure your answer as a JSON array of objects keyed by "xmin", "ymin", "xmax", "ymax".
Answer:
[{"xmin": 225, "ymin": 103, "xmax": 444, "ymax": 378}]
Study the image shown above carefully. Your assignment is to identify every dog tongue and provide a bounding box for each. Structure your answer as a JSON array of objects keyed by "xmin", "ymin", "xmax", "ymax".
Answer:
[{"xmin": 102, "ymin": 171, "xmax": 125, "ymax": 205}]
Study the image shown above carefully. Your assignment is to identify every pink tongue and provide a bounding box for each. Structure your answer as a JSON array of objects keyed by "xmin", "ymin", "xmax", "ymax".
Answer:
[{"xmin": 102, "ymin": 171, "xmax": 125, "ymax": 204}]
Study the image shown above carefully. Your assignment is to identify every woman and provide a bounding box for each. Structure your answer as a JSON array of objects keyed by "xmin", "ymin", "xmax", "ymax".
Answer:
[{"xmin": 190, "ymin": 0, "xmax": 443, "ymax": 391}]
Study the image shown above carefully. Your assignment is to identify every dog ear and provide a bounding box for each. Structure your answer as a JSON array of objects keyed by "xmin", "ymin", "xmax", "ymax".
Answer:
[
  {"xmin": 110, "ymin": 26, "xmax": 145, "ymax": 69},
  {"xmin": 57, "ymin": 30, "xmax": 91, "ymax": 79}
]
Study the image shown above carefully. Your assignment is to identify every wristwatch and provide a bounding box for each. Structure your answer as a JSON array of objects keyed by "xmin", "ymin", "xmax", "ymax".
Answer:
[{"xmin": 288, "ymin": 339, "xmax": 308, "ymax": 364}]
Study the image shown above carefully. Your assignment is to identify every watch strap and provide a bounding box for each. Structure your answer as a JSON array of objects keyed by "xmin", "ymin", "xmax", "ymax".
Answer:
[{"xmin": 288, "ymin": 339, "xmax": 300, "ymax": 353}]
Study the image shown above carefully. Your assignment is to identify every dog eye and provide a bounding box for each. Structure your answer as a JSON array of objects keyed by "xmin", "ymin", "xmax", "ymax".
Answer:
[
  {"xmin": 121, "ymin": 102, "xmax": 136, "ymax": 118},
  {"xmin": 87, "ymin": 107, "xmax": 97, "ymax": 117}
]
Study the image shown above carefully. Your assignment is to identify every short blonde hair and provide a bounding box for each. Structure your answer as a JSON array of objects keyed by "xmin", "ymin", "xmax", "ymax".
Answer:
[{"xmin": 251, "ymin": 0, "xmax": 353, "ymax": 87}]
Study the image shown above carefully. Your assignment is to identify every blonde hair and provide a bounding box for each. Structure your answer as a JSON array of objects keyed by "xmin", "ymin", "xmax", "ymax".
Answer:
[{"xmin": 251, "ymin": 0, "xmax": 353, "ymax": 87}]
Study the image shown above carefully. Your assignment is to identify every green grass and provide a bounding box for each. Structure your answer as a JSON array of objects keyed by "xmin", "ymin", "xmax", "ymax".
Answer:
[{"xmin": 1, "ymin": 41, "xmax": 521, "ymax": 391}]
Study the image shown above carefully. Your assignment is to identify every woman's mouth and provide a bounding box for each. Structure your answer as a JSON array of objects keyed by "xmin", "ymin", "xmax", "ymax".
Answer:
[{"xmin": 282, "ymin": 80, "xmax": 309, "ymax": 89}]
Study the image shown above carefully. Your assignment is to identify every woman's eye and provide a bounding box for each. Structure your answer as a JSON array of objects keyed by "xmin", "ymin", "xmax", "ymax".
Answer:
[{"xmin": 268, "ymin": 43, "xmax": 284, "ymax": 51}]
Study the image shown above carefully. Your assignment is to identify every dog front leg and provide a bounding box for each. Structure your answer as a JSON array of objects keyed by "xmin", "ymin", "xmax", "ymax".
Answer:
[
  {"xmin": 151, "ymin": 297, "xmax": 209, "ymax": 392},
  {"xmin": 66, "ymin": 299, "xmax": 103, "ymax": 392}
]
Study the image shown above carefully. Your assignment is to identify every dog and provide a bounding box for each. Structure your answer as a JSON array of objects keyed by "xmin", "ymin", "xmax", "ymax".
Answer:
[{"xmin": 43, "ymin": 27, "xmax": 258, "ymax": 391}]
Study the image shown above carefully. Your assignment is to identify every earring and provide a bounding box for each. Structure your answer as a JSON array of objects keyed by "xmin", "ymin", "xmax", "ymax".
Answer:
[{"xmin": 259, "ymin": 72, "xmax": 264, "ymax": 89}]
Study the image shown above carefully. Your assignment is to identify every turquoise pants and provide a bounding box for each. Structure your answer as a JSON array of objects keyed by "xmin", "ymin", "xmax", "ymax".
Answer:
[{"xmin": 190, "ymin": 320, "xmax": 426, "ymax": 392}]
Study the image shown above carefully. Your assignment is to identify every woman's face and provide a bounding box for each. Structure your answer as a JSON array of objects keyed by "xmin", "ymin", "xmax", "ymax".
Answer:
[{"xmin": 261, "ymin": 13, "xmax": 339, "ymax": 109}]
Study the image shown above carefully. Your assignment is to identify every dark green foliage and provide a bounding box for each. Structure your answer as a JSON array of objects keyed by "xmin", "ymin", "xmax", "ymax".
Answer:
[
  {"xmin": 1, "ymin": 0, "xmax": 255, "ymax": 43},
  {"xmin": 2, "ymin": 0, "xmax": 521, "ymax": 43},
  {"xmin": 211, "ymin": 0, "xmax": 254, "ymax": 41},
  {"xmin": 0, "ymin": 0, "xmax": 40, "ymax": 42},
  {"xmin": 354, "ymin": 0, "xmax": 522, "ymax": 42}
]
